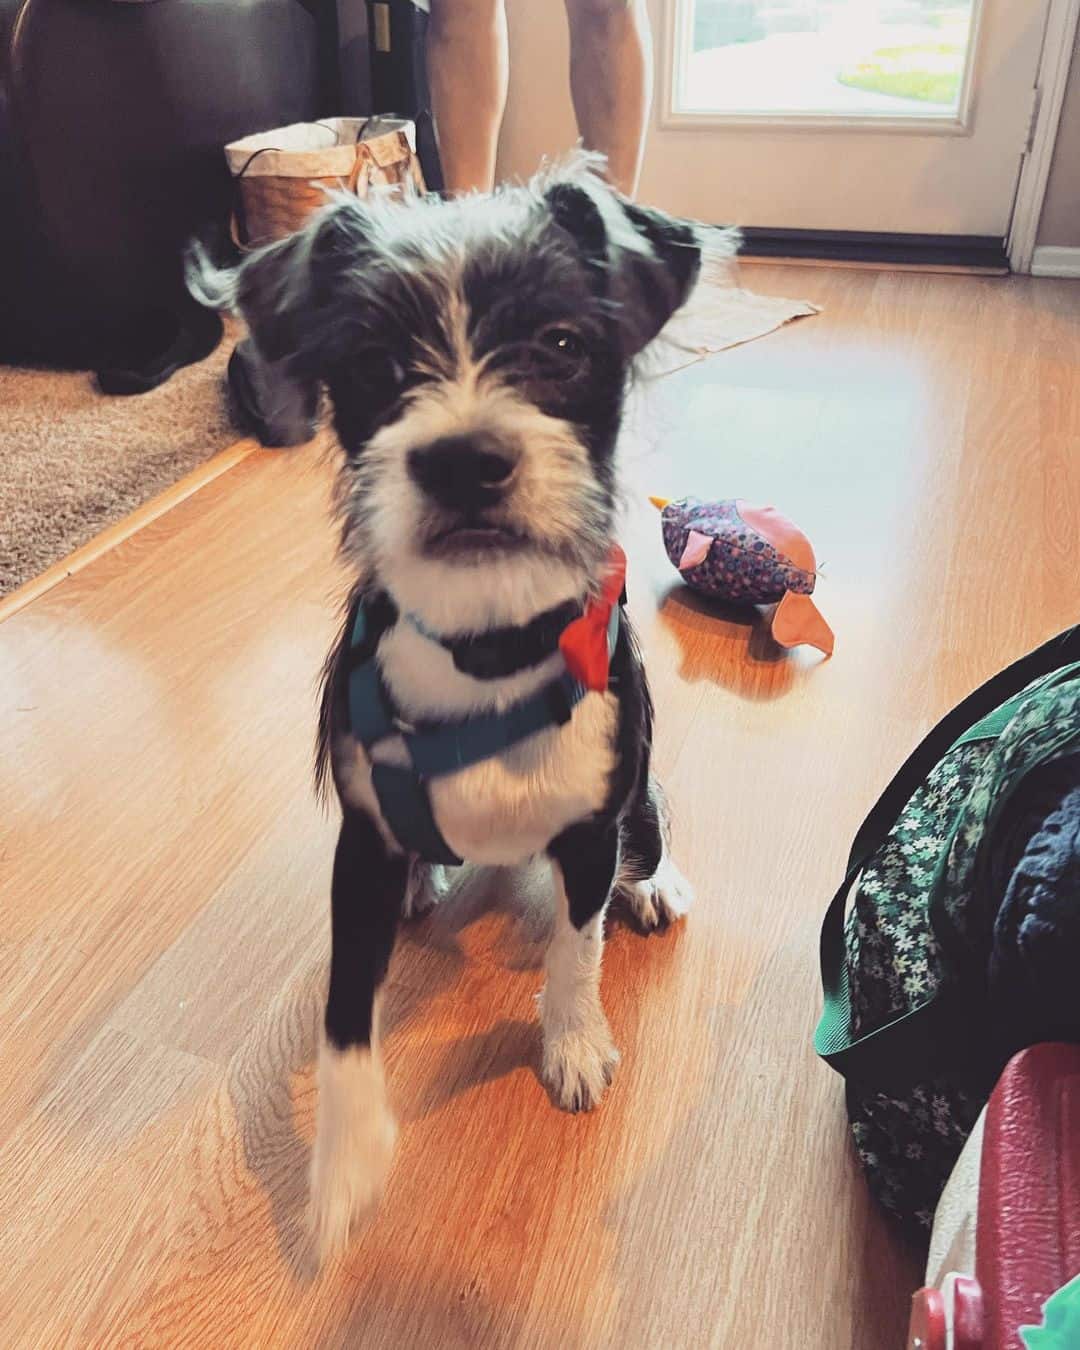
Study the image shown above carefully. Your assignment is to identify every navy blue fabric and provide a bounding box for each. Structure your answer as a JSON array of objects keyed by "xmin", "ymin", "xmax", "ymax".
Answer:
[
  {"xmin": 371, "ymin": 763, "xmax": 463, "ymax": 866},
  {"xmin": 403, "ymin": 673, "xmax": 586, "ymax": 778},
  {"xmin": 989, "ymin": 753, "xmax": 1080, "ymax": 1046},
  {"xmin": 348, "ymin": 659, "xmax": 397, "ymax": 748}
]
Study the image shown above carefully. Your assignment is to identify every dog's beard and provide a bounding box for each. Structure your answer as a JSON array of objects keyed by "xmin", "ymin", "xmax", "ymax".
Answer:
[{"xmin": 340, "ymin": 379, "xmax": 616, "ymax": 635}]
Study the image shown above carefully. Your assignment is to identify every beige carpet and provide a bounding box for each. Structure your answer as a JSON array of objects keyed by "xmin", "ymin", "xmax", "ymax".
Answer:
[{"xmin": 0, "ymin": 327, "xmax": 239, "ymax": 596}]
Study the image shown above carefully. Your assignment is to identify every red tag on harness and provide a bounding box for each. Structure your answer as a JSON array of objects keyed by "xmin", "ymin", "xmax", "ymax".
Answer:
[{"xmin": 558, "ymin": 544, "xmax": 627, "ymax": 692}]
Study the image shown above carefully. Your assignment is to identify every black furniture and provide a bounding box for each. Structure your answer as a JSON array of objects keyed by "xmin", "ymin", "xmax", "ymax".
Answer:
[
  {"xmin": 365, "ymin": 0, "xmax": 442, "ymax": 193},
  {"xmin": 0, "ymin": 0, "xmax": 338, "ymax": 370}
]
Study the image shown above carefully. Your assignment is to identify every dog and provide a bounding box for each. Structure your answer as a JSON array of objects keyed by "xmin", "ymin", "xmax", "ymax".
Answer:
[{"xmin": 192, "ymin": 156, "xmax": 733, "ymax": 1259}]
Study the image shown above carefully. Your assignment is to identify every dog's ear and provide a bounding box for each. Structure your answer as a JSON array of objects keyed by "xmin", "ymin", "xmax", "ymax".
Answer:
[
  {"xmin": 187, "ymin": 197, "xmax": 374, "ymax": 446},
  {"xmin": 543, "ymin": 165, "xmax": 736, "ymax": 356},
  {"xmin": 188, "ymin": 194, "xmax": 374, "ymax": 372},
  {"xmin": 238, "ymin": 195, "xmax": 374, "ymax": 371}
]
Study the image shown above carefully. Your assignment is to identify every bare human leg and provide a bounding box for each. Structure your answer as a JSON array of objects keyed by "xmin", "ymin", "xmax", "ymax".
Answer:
[
  {"xmin": 564, "ymin": 0, "xmax": 653, "ymax": 197},
  {"xmin": 427, "ymin": 0, "xmax": 510, "ymax": 194}
]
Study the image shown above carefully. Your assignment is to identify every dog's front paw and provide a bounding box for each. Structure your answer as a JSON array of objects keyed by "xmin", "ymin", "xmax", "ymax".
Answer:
[
  {"xmin": 309, "ymin": 1045, "xmax": 397, "ymax": 1262},
  {"xmin": 402, "ymin": 861, "xmax": 450, "ymax": 920},
  {"xmin": 541, "ymin": 1023, "xmax": 620, "ymax": 1113},
  {"xmin": 620, "ymin": 856, "xmax": 695, "ymax": 931}
]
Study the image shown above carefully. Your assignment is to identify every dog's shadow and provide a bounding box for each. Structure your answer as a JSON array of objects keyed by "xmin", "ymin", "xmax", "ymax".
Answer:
[
  {"xmin": 228, "ymin": 865, "xmax": 556, "ymax": 1278},
  {"xmin": 427, "ymin": 861, "xmax": 553, "ymax": 964},
  {"xmin": 658, "ymin": 584, "xmax": 803, "ymax": 699},
  {"xmin": 226, "ymin": 913, "xmax": 470, "ymax": 1281},
  {"xmin": 229, "ymin": 861, "xmax": 688, "ymax": 1277},
  {"xmin": 400, "ymin": 863, "xmax": 686, "ymax": 1119}
]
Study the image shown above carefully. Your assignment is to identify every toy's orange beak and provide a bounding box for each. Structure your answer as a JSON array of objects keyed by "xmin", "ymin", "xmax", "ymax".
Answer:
[{"xmin": 649, "ymin": 496, "xmax": 670, "ymax": 511}]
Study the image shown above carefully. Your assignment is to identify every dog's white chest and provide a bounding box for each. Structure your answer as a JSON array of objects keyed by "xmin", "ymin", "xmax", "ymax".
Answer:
[
  {"xmin": 427, "ymin": 690, "xmax": 616, "ymax": 863},
  {"xmin": 333, "ymin": 624, "xmax": 618, "ymax": 865}
]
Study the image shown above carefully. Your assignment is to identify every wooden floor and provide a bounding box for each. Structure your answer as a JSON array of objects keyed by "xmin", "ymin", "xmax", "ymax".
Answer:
[{"xmin": 2, "ymin": 266, "xmax": 1078, "ymax": 1349}]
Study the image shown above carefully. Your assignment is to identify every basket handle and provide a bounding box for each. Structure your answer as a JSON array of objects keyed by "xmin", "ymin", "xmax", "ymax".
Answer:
[
  {"xmin": 229, "ymin": 211, "xmax": 246, "ymax": 253},
  {"xmin": 232, "ymin": 145, "xmax": 279, "ymax": 181},
  {"xmin": 348, "ymin": 144, "xmax": 373, "ymax": 196}
]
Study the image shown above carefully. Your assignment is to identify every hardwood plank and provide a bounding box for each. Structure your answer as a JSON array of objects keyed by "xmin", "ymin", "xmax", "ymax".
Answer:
[
  {"xmin": 0, "ymin": 443, "xmax": 341, "ymax": 1142},
  {"xmin": 0, "ymin": 1028, "xmax": 216, "ymax": 1347},
  {"xmin": 3, "ymin": 265, "xmax": 1077, "ymax": 1348}
]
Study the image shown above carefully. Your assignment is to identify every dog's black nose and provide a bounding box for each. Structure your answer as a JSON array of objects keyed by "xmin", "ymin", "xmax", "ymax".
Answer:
[{"xmin": 408, "ymin": 434, "xmax": 517, "ymax": 510}]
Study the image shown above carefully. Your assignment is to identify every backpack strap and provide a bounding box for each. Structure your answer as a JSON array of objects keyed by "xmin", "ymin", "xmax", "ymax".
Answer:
[{"xmin": 815, "ymin": 624, "xmax": 1080, "ymax": 1086}]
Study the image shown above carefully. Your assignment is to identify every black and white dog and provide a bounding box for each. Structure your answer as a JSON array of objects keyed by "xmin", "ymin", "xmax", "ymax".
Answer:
[{"xmin": 194, "ymin": 158, "xmax": 731, "ymax": 1258}]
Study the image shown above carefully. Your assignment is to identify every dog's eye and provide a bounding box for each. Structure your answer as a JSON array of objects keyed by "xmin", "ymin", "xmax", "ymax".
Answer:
[
  {"xmin": 539, "ymin": 327, "xmax": 586, "ymax": 362},
  {"xmin": 356, "ymin": 349, "xmax": 407, "ymax": 388}
]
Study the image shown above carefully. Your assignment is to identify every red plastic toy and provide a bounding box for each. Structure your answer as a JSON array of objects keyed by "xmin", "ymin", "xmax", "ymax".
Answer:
[{"xmin": 908, "ymin": 1044, "xmax": 1080, "ymax": 1349}]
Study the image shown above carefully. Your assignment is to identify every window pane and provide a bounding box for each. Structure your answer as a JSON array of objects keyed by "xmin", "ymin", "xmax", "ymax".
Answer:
[{"xmin": 678, "ymin": 1, "xmax": 976, "ymax": 117}]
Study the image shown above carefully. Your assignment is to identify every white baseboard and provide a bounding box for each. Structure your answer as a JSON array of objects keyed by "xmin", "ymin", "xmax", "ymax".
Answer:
[{"xmin": 1031, "ymin": 246, "xmax": 1080, "ymax": 278}]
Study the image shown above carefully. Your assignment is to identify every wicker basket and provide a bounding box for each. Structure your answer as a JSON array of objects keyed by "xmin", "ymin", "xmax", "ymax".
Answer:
[{"xmin": 225, "ymin": 117, "xmax": 424, "ymax": 250}]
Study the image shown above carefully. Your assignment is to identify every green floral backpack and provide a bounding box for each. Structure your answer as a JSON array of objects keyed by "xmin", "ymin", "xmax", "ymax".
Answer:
[{"xmin": 815, "ymin": 626, "xmax": 1080, "ymax": 1235}]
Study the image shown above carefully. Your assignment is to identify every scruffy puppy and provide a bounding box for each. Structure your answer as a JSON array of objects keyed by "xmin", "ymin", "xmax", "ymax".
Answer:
[{"xmin": 194, "ymin": 158, "xmax": 731, "ymax": 1258}]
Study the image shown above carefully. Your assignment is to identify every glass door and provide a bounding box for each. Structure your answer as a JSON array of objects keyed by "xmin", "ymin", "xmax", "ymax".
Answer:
[
  {"xmin": 644, "ymin": 0, "xmax": 1049, "ymax": 239},
  {"xmin": 675, "ymin": 0, "xmax": 978, "ymax": 123}
]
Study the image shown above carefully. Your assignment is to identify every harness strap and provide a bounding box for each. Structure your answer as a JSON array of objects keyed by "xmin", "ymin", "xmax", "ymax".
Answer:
[
  {"xmin": 405, "ymin": 671, "xmax": 584, "ymax": 777},
  {"xmin": 347, "ymin": 599, "xmax": 621, "ymax": 863},
  {"xmin": 348, "ymin": 658, "xmax": 396, "ymax": 747},
  {"xmin": 371, "ymin": 763, "xmax": 464, "ymax": 866}
]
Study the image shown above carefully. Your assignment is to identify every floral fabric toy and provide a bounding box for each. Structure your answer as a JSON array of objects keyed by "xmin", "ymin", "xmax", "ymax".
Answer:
[{"xmin": 652, "ymin": 496, "xmax": 834, "ymax": 657}]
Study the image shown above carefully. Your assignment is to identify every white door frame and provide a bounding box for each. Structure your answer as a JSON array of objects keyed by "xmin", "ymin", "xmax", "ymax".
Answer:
[{"xmin": 1008, "ymin": 0, "xmax": 1080, "ymax": 274}]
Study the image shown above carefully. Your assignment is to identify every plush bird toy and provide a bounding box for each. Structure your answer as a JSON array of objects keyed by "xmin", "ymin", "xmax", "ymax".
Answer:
[{"xmin": 652, "ymin": 496, "xmax": 835, "ymax": 657}]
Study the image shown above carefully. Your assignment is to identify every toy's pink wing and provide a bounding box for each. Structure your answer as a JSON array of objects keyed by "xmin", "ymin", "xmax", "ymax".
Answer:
[
  {"xmin": 736, "ymin": 501, "xmax": 816, "ymax": 573},
  {"xmin": 772, "ymin": 590, "xmax": 834, "ymax": 657},
  {"xmin": 678, "ymin": 530, "xmax": 713, "ymax": 570}
]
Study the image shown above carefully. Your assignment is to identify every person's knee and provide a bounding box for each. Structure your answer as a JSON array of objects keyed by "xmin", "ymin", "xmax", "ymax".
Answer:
[{"xmin": 429, "ymin": 0, "xmax": 504, "ymax": 37}]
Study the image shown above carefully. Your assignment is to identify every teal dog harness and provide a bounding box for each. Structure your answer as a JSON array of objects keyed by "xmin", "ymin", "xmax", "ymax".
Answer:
[{"xmin": 347, "ymin": 597, "xmax": 623, "ymax": 865}]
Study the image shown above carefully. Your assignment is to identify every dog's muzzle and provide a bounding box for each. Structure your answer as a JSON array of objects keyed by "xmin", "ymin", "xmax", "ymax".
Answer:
[{"xmin": 407, "ymin": 432, "xmax": 518, "ymax": 513}]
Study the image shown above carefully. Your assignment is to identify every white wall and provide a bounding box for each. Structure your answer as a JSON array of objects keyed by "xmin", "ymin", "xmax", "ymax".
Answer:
[{"xmin": 496, "ymin": 0, "xmax": 726, "ymax": 220}]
